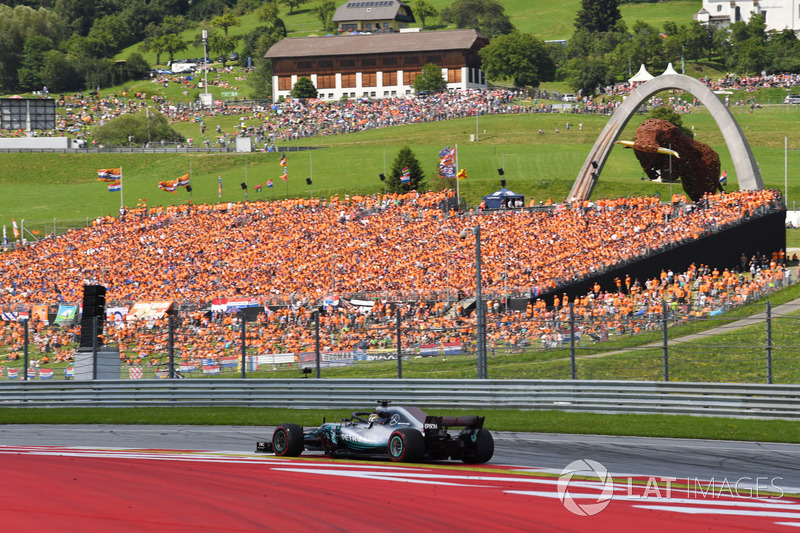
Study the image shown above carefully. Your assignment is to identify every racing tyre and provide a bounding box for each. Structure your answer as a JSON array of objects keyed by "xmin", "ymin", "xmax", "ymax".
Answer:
[
  {"xmin": 388, "ymin": 428, "xmax": 425, "ymax": 463},
  {"xmin": 461, "ymin": 429, "xmax": 494, "ymax": 464},
  {"xmin": 272, "ymin": 423, "xmax": 304, "ymax": 457}
]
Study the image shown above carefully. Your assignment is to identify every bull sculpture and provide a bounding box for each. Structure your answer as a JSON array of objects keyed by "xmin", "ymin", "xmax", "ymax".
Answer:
[{"xmin": 616, "ymin": 118, "xmax": 722, "ymax": 202}]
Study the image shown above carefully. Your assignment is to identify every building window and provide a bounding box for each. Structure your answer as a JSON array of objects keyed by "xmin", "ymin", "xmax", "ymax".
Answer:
[
  {"xmin": 341, "ymin": 73, "xmax": 356, "ymax": 87},
  {"xmin": 350, "ymin": 92, "xmax": 356, "ymax": 97},
  {"xmin": 382, "ymin": 56, "xmax": 398, "ymax": 66},
  {"xmin": 341, "ymin": 23, "xmax": 357, "ymax": 31},
  {"xmin": 716, "ymin": 4, "xmax": 721, "ymax": 12},
  {"xmin": 296, "ymin": 61, "xmax": 312, "ymax": 69},
  {"xmin": 384, "ymin": 91, "xmax": 389, "ymax": 97},
  {"xmin": 361, "ymin": 57, "xmax": 376, "ymax": 67},
  {"xmin": 340, "ymin": 59, "xmax": 355, "ymax": 68},
  {"xmin": 328, "ymin": 93, "xmax": 334, "ymax": 99},
  {"xmin": 383, "ymin": 71, "xmax": 397, "ymax": 86},
  {"xmin": 426, "ymin": 55, "xmax": 442, "ymax": 64},
  {"xmin": 371, "ymin": 92, "xmax": 376, "ymax": 97},
  {"xmin": 363, "ymin": 72, "xmax": 377, "ymax": 87},
  {"xmin": 365, "ymin": 23, "xmax": 372, "ymax": 30},
  {"xmin": 448, "ymin": 69, "xmax": 462, "ymax": 83},
  {"xmin": 318, "ymin": 59, "xmax": 333, "ymax": 69},
  {"xmin": 404, "ymin": 56, "xmax": 419, "ymax": 66},
  {"xmin": 383, "ymin": 22, "xmax": 390, "ymax": 29},
  {"xmin": 403, "ymin": 70, "xmax": 421, "ymax": 85},
  {"xmin": 317, "ymin": 74, "xmax": 336, "ymax": 89},
  {"xmin": 278, "ymin": 76, "xmax": 292, "ymax": 91}
]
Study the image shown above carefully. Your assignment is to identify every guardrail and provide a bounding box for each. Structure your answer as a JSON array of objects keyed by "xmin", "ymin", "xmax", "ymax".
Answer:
[{"xmin": 2, "ymin": 379, "xmax": 800, "ymax": 419}]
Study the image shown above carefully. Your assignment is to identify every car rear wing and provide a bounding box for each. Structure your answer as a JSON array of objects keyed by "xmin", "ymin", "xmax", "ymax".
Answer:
[{"xmin": 423, "ymin": 415, "xmax": 484, "ymax": 432}]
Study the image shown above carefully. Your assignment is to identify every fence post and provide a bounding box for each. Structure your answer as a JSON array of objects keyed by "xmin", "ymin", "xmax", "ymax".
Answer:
[
  {"xmin": 92, "ymin": 316, "xmax": 99, "ymax": 380},
  {"xmin": 766, "ymin": 301, "xmax": 773, "ymax": 384},
  {"xmin": 23, "ymin": 318, "xmax": 29, "ymax": 381},
  {"xmin": 396, "ymin": 306, "xmax": 402, "ymax": 379},
  {"xmin": 240, "ymin": 315, "xmax": 247, "ymax": 378},
  {"xmin": 569, "ymin": 301, "xmax": 576, "ymax": 380},
  {"xmin": 662, "ymin": 300, "xmax": 669, "ymax": 382},
  {"xmin": 315, "ymin": 310, "xmax": 321, "ymax": 379},
  {"xmin": 168, "ymin": 314, "xmax": 175, "ymax": 379}
]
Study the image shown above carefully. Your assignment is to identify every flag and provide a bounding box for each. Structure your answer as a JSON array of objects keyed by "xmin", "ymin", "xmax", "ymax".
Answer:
[
  {"xmin": 202, "ymin": 363, "xmax": 220, "ymax": 375},
  {"xmin": 159, "ymin": 180, "xmax": 177, "ymax": 193},
  {"xmin": 108, "ymin": 181, "xmax": 121, "ymax": 192},
  {"xmin": 6, "ymin": 368, "xmax": 18, "ymax": 380},
  {"xmin": 39, "ymin": 368, "xmax": 54, "ymax": 380},
  {"xmin": 280, "ymin": 153, "xmax": 287, "ymax": 166},
  {"xmin": 267, "ymin": 179, "xmax": 273, "ymax": 188},
  {"xmin": 255, "ymin": 183, "xmax": 262, "ymax": 192},
  {"xmin": 218, "ymin": 175, "xmax": 222, "ymax": 198},
  {"xmin": 719, "ymin": 170, "xmax": 727, "ymax": 186},
  {"xmin": 439, "ymin": 146, "xmax": 456, "ymax": 178},
  {"xmin": 280, "ymin": 167, "xmax": 288, "ymax": 183},
  {"xmin": 11, "ymin": 218, "xmax": 19, "ymax": 239},
  {"xmin": 2, "ymin": 225, "xmax": 6, "ymax": 244},
  {"xmin": 98, "ymin": 168, "xmax": 122, "ymax": 182},
  {"xmin": 457, "ymin": 168, "xmax": 468, "ymax": 181},
  {"xmin": 176, "ymin": 174, "xmax": 190, "ymax": 187},
  {"xmin": 400, "ymin": 166, "xmax": 410, "ymax": 184}
]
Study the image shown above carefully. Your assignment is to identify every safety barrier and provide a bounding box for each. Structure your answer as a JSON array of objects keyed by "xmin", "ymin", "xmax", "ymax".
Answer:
[{"xmin": 2, "ymin": 379, "xmax": 800, "ymax": 419}]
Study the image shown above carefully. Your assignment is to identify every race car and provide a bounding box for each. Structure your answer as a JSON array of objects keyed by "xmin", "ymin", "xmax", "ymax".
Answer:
[{"xmin": 256, "ymin": 401, "xmax": 494, "ymax": 463}]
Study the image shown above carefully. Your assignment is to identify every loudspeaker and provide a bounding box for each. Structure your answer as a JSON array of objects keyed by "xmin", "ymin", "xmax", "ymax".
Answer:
[
  {"xmin": 306, "ymin": 177, "xmax": 312, "ymax": 185},
  {"xmin": 501, "ymin": 179, "xmax": 506, "ymax": 188},
  {"xmin": 498, "ymin": 168, "xmax": 505, "ymax": 176},
  {"xmin": 240, "ymin": 182, "xmax": 247, "ymax": 189},
  {"xmin": 379, "ymin": 173, "xmax": 386, "ymax": 181},
  {"xmin": 80, "ymin": 285, "xmax": 106, "ymax": 348},
  {"xmin": 186, "ymin": 185, "xmax": 192, "ymax": 192}
]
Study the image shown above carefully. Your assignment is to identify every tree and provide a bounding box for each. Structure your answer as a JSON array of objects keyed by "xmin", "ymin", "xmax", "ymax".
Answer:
[
  {"xmin": 387, "ymin": 146, "xmax": 425, "ymax": 193},
  {"xmin": 17, "ymin": 35, "xmax": 54, "ymax": 91},
  {"xmin": 566, "ymin": 56, "xmax": 615, "ymax": 96},
  {"xmin": 315, "ymin": 0, "xmax": 337, "ymax": 32},
  {"xmin": 574, "ymin": 0, "xmax": 621, "ymax": 34},
  {"xmin": 40, "ymin": 49, "xmax": 81, "ymax": 92},
  {"xmin": 94, "ymin": 110, "xmax": 183, "ymax": 147},
  {"xmin": 440, "ymin": 0, "xmax": 514, "ymax": 38},
  {"xmin": 479, "ymin": 32, "xmax": 555, "ymax": 89},
  {"xmin": 413, "ymin": 63, "xmax": 447, "ymax": 93},
  {"xmin": 284, "ymin": 0, "xmax": 308, "ymax": 15},
  {"xmin": 414, "ymin": 0, "xmax": 439, "ymax": 30},
  {"xmin": 291, "ymin": 76, "xmax": 318, "ymax": 99},
  {"xmin": 162, "ymin": 33, "xmax": 188, "ymax": 63},
  {"xmin": 123, "ymin": 52, "xmax": 151, "ymax": 82},
  {"xmin": 256, "ymin": 2, "xmax": 279, "ymax": 25},
  {"xmin": 209, "ymin": 32, "xmax": 235, "ymax": 67},
  {"xmin": 211, "ymin": 12, "xmax": 240, "ymax": 37}
]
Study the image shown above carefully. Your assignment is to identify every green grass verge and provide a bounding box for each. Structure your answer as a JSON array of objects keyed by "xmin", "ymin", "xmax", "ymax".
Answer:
[{"xmin": 2, "ymin": 406, "xmax": 799, "ymax": 444}]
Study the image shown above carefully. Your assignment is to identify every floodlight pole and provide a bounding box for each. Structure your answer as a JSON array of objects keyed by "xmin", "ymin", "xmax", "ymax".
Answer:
[{"xmin": 202, "ymin": 30, "xmax": 209, "ymax": 96}]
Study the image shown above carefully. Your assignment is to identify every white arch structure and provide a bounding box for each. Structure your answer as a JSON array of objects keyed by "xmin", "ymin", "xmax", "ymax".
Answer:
[{"xmin": 569, "ymin": 73, "xmax": 764, "ymax": 201}]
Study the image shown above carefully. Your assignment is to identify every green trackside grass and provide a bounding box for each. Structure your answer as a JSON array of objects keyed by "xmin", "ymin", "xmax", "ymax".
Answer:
[
  {"xmin": 0, "ymin": 406, "xmax": 798, "ymax": 444},
  {"xmin": 4, "ymin": 108, "xmax": 800, "ymax": 229}
]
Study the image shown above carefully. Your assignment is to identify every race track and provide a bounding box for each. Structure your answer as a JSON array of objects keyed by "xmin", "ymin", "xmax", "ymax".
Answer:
[{"xmin": 2, "ymin": 425, "xmax": 800, "ymax": 531}]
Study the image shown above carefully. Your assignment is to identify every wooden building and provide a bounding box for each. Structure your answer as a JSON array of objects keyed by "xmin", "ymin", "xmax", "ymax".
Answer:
[
  {"xmin": 332, "ymin": 0, "xmax": 416, "ymax": 33},
  {"xmin": 264, "ymin": 29, "xmax": 490, "ymax": 102}
]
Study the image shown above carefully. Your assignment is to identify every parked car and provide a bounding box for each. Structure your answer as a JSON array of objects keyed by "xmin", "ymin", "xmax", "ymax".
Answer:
[
  {"xmin": 229, "ymin": 52, "xmax": 240, "ymax": 61},
  {"xmin": 562, "ymin": 94, "xmax": 577, "ymax": 102}
]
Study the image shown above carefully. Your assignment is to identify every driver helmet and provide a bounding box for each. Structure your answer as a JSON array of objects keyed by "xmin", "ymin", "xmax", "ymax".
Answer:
[{"xmin": 368, "ymin": 413, "xmax": 381, "ymax": 424}]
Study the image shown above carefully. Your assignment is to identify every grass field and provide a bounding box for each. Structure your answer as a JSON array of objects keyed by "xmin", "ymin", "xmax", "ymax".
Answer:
[
  {"xmin": 3, "ymin": 105, "xmax": 798, "ymax": 233},
  {"xmin": 0, "ymin": 406, "xmax": 798, "ymax": 444},
  {"xmin": 115, "ymin": 0, "xmax": 704, "ymax": 67}
]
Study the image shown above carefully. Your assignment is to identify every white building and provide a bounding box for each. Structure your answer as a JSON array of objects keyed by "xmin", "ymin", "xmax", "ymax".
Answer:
[
  {"xmin": 264, "ymin": 29, "xmax": 489, "ymax": 102},
  {"xmin": 695, "ymin": 0, "xmax": 800, "ymax": 34}
]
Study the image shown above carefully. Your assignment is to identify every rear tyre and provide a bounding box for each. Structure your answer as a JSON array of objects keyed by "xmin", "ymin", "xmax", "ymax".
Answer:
[
  {"xmin": 462, "ymin": 429, "xmax": 494, "ymax": 464},
  {"xmin": 388, "ymin": 428, "xmax": 425, "ymax": 463},
  {"xmin": 272, "ymin": 423, "xmax": 304, "ymax": 457}
]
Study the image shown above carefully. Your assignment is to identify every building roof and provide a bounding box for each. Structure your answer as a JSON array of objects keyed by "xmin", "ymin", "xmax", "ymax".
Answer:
[
  {"xmin": 265, "ymin": 29, "xmax": 488, "ymax": 59},
  {"xmin": 332, "ymin": 0, "xmax": 415, "ymax": 23}
]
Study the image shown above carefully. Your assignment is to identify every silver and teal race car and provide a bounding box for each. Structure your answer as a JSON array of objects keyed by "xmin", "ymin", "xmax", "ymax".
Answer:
[{"xmin": 256, "ymin": 401, "xmax": 493, "ymax": 463}]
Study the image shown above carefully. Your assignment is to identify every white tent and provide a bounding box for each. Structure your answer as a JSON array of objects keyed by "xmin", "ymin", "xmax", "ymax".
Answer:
[
  {"xmin": 663, "ymin": 62, "xmax": 679, "ymax": 76},
  {"xmin": 628, "ymin": 64, "xmax": 654, "ymax": 84}
]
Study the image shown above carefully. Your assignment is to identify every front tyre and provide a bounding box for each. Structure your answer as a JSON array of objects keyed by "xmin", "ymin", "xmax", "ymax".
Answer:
[
  {"xmin": 388, "ymin": 428, "xmax": 425, "ymax": 463},
  {"xmin": 272, "ymin": 423, "xmax": 305, "ymax": 457},
  {"xmin": 462, "ymin": 429, "xmax": 494, "ymax": 464}
]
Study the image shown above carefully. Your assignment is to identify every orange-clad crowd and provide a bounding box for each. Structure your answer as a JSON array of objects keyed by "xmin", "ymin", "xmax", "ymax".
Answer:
[{"xmin": 0, "ymin": 187, "xmax": 790, "ymax": 371}]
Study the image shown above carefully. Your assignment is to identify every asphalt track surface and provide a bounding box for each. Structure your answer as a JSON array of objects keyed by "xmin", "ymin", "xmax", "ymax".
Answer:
[
  {"xmin": 2, "ymin": 425, "xmax": 800, "ymax": 491},
  {"xmin": 4, "ymin": 426, "xmax": 800, "ymax": 531}
]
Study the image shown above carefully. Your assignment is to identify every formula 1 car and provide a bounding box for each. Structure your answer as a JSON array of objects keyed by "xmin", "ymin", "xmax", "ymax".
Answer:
[{"xmin": 256, "ymin": 401, "xmax": 493, "ymax": 463}]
